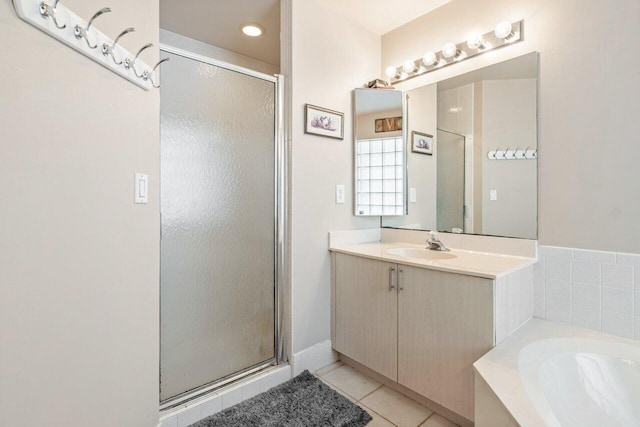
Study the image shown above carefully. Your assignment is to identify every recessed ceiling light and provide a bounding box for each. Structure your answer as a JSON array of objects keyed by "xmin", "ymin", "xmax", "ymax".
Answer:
[{"xmin": 241, "ymin": 23, "xmax": 265, "ymax": 37}]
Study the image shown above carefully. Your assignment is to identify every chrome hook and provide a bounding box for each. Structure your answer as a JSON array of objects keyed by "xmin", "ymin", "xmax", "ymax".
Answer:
[
  {"xmin": 39, "ymin": 0, "xmax": 66, "ymax": 29},
  {"xmin": 143, "ymin": 57, "xmax": 170, "ymax": 88},
  {"xmin": 124, "ymin": 43, "xmax": 153, "ymax": 77},
  {"xmin": 74, "ymin": 7, "xmax": 111, "ymax": 49},
  {"xmin": 102, "ymin": 27, "xmax": 135, "ymax": 65},
  {"xmin": 514, "ymin": 147, "xmax": 522, "ymax": 159}
]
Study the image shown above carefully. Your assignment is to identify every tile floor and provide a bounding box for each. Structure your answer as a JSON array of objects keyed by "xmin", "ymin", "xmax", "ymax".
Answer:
[{"xmin": 316, "ymin": 362, "xmax": 459, "ymax": 427}]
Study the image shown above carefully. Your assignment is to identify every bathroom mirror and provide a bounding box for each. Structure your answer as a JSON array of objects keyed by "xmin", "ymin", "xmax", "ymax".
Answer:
[
  {"xmin": 353, "ymin": 88, "xmax": 406, "ymax": 216},
  {"xmin": 382, "ymin": 52, "xmax": 538, "ymax": 239}
]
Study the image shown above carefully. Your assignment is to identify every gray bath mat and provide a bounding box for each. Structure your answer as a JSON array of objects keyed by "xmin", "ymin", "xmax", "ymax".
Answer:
[{"xmin": 189, "ymin": 370, "xmax": 372, "ymax": 427}]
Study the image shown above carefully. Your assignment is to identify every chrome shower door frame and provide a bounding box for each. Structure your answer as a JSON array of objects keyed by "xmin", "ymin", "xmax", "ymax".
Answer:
[{"xmin": 158, "ymin": 43, "xmax": 286, "ymax": 411}]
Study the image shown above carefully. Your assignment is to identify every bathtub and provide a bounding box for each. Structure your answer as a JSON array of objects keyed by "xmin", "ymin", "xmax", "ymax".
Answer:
[{"xmin": 474, "ymin": 319, "xmax": 640, "ymax": 427}]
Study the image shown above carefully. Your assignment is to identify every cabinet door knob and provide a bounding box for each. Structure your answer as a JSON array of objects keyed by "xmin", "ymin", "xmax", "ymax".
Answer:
[
  {"xmin": 388, "ymin": 266, "xmax": 395, "ymax": 292},
  {"xmin": 398, "ymin": 268, "xmax": 404, "ymax": 291}
]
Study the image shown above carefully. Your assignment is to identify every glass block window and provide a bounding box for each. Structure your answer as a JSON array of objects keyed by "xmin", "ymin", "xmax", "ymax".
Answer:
[{"xmin": 356, "ymin": 137, "xmax": 405, "ymax": 216}]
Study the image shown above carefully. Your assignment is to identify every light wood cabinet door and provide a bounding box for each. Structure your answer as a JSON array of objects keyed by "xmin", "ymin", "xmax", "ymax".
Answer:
[
  {"xmin": 334, "ymin": 253, "xmax": 398, "ymax": 381},
  {"xmin": 397, "ymin": 265, "xmax": 494, "ymax": 421}
]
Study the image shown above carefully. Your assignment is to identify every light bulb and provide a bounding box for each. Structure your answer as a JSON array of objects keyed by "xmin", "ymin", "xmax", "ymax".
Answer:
[
  {"xmin": 494, "ymin": 21, "xmax": 513, "ymax": 39},
  {"xmin": 241, "ymin": 23, "xmax": 264, "ymax": 37},
  {"xmin": 467, "ymin": 34, "xmax": 485, "ymax": 50},
  {"xmin": 385, "ymin": 66, "xmax": 398, "ymax": 79},
  {"xmin": 403, "ymin": 60, "xmax": 417, "ymax": 73},
  {"xmin": 399, "ymin": 71, "xmax": 409, "ymax": 80},
  {"xmin": 442, "ymin": 43, "xmax": 459, "ymax": 59},
  {"xmin": 422, "ymin": 51, "xmax": 437, "ymax": 66}
]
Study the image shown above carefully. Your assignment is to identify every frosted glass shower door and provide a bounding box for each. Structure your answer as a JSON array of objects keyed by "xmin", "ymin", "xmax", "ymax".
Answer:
[
  {"xmin": 436, "ymin": 129, "xmax": 465, "ymax": 233},
  {"xmin": 160, "ymin": 51, "xmax": 276, "ymax": 402}
]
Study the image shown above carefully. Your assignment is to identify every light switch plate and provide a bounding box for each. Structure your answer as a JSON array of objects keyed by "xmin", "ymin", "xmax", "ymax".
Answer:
[
  {"xmin": 336, "ymin": 184, "xmax": 345, "ymax": 204},
  {"xmin": 135, "ymin": 173, "xmax": 148, "ymax": 204},
  {"xmin": 410, "ymin": 188, "xmax": 417, "ymax": 203},
  {"xmin": 490, "ymin": 189, "xmax": 498, "ymax": 201}
]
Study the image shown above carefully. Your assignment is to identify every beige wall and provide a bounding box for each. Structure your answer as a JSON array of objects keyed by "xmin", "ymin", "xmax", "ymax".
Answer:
[
  {"xmin": 437, "ymin": 84, "xmax": 475, "ymax": 232},
  {"xmin": 383, "ymin": 84, "xmax": 438, "ymax": 229},
  {"xmin": 289, "ymin": 0, "xmax": 380, "ymax": 353},
  {"xmin": 383, "ymin": 0, "xmax": 640, "ymax": 253},
  {"xmin": 482, "ymin": 79, "xmax": 537, "ymax": 238},
  {"xmin": 0, "ymin": 1, "xmax": 160, "ymax": 426},
  {"xmin": 356, "ymin": 109, "xmax": 402, "ymax": 140}
]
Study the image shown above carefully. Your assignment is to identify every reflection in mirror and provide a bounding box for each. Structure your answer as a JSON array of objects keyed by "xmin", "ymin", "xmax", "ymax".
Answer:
[
  {"xmin": 382, "ymin": 52, "xmax": 538, "ymax": 239},
  {"xmin": 353, "ymin": 89, "xmax": 406, "ymax": 216}
]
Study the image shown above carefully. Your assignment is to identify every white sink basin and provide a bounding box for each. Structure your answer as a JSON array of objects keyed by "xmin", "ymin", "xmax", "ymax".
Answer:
[{"xmin": 386, "ymin": 247, "xmax": 457, "ymax": 260}]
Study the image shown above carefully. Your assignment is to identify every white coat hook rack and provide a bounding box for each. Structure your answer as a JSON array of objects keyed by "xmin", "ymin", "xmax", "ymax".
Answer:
[
  {"xmin": 487, "ymin": 147, "xmax": 537, "ymax": 160},
  {"xmin": 11, "ymin": 0, "xmax": 166, "ymax": 91}
]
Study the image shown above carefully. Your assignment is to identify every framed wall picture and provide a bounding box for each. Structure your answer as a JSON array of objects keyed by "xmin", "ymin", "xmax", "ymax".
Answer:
[
  {"xmin": 412, "ymin": 131, "xmax": 433, "ymax": 155},
  {"xmin": 304, "ymin": 104, "xmax": 344, "ymax": 140},
  {"xmin": 375, "ymin": 116, "xmax": 403, "ymax": 133}
]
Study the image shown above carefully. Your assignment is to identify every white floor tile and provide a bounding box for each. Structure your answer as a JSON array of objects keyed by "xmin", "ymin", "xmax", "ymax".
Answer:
[
  {"xmin": 316, "ymin": 361, "xmax": 343, "ymax": 377},
  {"xmin": 360, "ymin": 386, "xmax": 433, "ymax": 427},
  {"xmin": 221, "ymin": 386, "xmax": 243, "ymax": 409},
  {"xmin": 420, "ymin": 414, "xmax": 459, "ymax": 427},
  {"xmin": 358, "ymin": 403, "xmax": 397, "ymax": 426},
  {"xmin": 321, "ymin": 365, "xmax": 382, "ymax": 400},
  {"xmin": 158, "ymin": 415, "xmax": 178, "ymax": 427},
  {"xmin": 199, "ymin": 395, "xmax": 223, "ymax": 418},
  {"xmin": 176, "ymin": 406, "xmax": 203, "ymax": 427},
  {"xmin": 319, "ymin": 377, "xmax": 357, "ymax": 402}
]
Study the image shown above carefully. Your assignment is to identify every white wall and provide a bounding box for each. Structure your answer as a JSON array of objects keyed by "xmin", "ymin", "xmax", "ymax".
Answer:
[
  {"xmin": 159, "ymin": 29, "xmax": 279, "ymax": 76},
  {"xmin": 482, "ymin": 79, "xmax": 537, "ymax": 238},
  {"xmin": 289, "ymin": 0, "xmax": 381, "ymax": 353},
  {"xmin": 0, "ymin": 1, "xmax": 160, "ymax": 426},
  {"xmin": 383, "ymin": 84, "xmax": 438, "ymax": 229},
  {"xmin": 438, "ymin": 84, "xmax": 475, "ymax": 232},
  {"xmin": 383, "ymin": 0, "xmax": 640, "ymax": 254}
]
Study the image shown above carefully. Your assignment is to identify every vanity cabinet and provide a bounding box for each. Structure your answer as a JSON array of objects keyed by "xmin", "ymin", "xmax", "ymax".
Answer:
[
  {"xmin": 397, "ymin": 265, "xmax": 493, "ymax": 420},
  {"xmin": 332, "ymin": 253, "xmax": 495, "ymax": 422},
  {"xmin": 334, "ymin": 253, "xmax": 398, "ymax": 380}
]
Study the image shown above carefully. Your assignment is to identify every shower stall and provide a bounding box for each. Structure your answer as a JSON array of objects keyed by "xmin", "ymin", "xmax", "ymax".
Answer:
[
  {"xmin": 159, "ymin": 46, "xmax": 283, "ymax": 406},
  {"xmin": 436, "ymin": 129, "xmax": 465, "ymax": 233}
]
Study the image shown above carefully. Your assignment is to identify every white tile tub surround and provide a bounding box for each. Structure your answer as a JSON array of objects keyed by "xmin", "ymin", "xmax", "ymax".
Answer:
[{"xmin": 534, "ymin": 246, "xmax": 640, "ymax": 340}]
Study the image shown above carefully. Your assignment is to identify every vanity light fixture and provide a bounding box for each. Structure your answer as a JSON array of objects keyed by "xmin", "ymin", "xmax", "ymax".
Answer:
[
  {"xmin": 403, "ymin": 60, "xmax": 417, "ymax": 73},
  {"xmin": 467, "ymin": 33, "xmax": 487, "ymax": 50},
  {"xmin": 385, "ymin": 65, "xmax": 399, "ymax": 80},
  {"xmin": 241, "ymin": 23, "xmax": 264, "ymax": 37},
  {"xmin": 442, "ymin": 42, "xmax": 461, "ymax": 60},
  {"xmin": 422, "ymin": 51, "xmax": 438, "ymax": 67},
  {"xmin": 380, "ymin": 20, "xmax": 523, "ymax": 85},
  {"xmin": 494, "ymin": 21, "xmax": 516, "ymax": 41}
]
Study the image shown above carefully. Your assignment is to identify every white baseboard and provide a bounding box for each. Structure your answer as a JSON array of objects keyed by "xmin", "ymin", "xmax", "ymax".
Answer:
[{"xmin": 291, "ymin": 339, "xmax": 339, "ymax": 376}]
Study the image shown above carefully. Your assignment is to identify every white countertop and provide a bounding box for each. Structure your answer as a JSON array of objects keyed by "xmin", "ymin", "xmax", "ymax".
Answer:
[
  {"xmin": 473, "ymin": 318, "xmax": 640, "ymax": 426},
  {"xmin": 329, "ymin": 241, "xmax": 536, "ymax": 279}
]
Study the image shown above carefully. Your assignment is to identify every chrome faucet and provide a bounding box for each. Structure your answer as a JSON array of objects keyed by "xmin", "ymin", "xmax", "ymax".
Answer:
[{"xmin": 426, "ymin": 231, "xmax": 450, "ymax": 252}]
